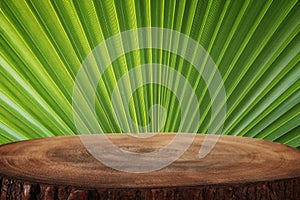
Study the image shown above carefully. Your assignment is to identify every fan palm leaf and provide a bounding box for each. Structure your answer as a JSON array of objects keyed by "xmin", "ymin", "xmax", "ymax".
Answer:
[{"xmin": 0, "ymin": 0, "xmax": 299, "ymax": 149}]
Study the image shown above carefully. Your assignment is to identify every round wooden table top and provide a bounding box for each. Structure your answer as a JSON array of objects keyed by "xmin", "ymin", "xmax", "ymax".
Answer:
[{"xmin": 0, "ymin": 134, "xmax": 299, "ymax": 190}]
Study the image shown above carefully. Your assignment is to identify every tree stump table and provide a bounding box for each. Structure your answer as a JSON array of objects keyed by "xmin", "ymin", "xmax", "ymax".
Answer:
[{"xmin": 0, "ymin": 134, "xmax": 299, "ymax": 200}]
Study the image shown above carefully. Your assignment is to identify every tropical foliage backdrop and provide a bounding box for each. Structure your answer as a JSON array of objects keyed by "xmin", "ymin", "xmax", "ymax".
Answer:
[{"xmin": 0, "ymin": 0, "xmax": 299, "ymax": 149}]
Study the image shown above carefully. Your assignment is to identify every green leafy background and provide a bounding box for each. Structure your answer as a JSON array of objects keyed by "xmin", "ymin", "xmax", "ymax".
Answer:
[{"xmin": 0, "ymin": 0, "xmax": 299, "ymax": 149}]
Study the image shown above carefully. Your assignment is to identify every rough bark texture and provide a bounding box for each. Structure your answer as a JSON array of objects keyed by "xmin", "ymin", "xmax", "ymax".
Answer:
[
  {"xmin": 0, "ymin": 134, "xmax": 299, "ymax": 200},
  {"xmin": 0, "ymin": 176, "xmax": 299, "ymax": 200}
]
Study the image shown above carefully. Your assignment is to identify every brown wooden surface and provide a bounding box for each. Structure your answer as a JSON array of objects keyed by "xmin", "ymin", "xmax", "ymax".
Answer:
[{"xmin": 0, "ymin": 134, "xmax": 299, "ymax": 199}]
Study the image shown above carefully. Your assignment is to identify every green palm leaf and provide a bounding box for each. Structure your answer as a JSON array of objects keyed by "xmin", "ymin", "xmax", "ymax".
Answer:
[{"xmin": 0, "ymin": 0, "xmax": 299, "ymax": 149}]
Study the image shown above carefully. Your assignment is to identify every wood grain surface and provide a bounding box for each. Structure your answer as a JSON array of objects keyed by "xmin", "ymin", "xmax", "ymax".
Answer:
[{"xmin": 0, "ymin": 134, "xmax": 299, "ymax": 199}]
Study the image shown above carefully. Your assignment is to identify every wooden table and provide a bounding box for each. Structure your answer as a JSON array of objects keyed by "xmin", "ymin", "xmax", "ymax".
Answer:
[{"xmin": 0, "ymin": 134, "xmax": 299, "ymax": 199}]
